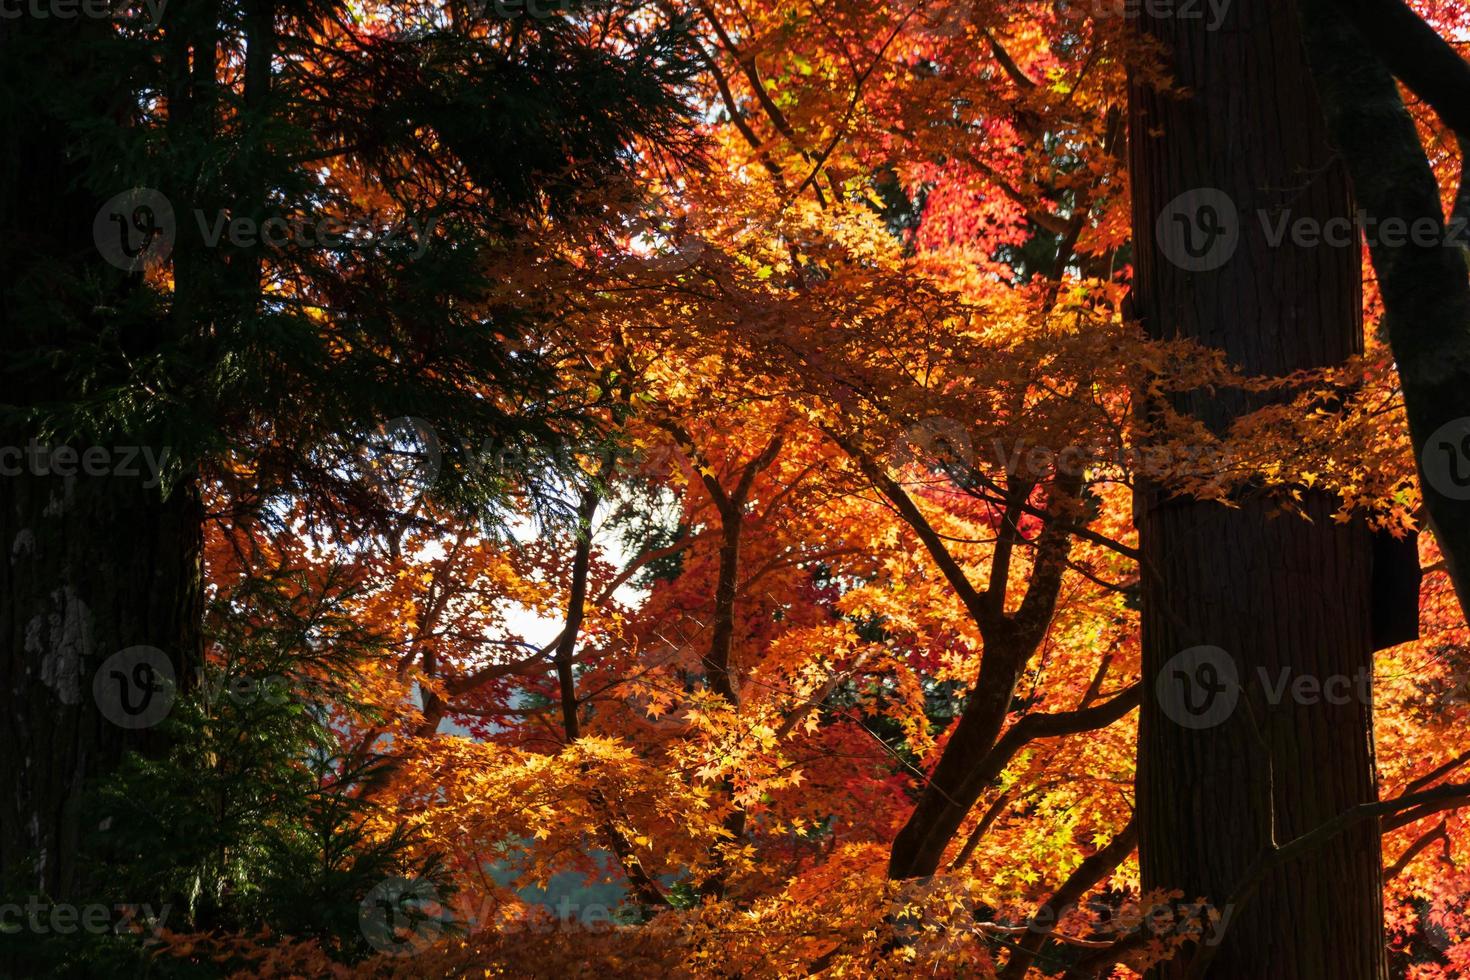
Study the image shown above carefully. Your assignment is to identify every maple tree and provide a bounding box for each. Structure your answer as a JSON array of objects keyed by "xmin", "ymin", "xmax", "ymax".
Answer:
[{"xmin": 5, "ymin": 0, "xmax": 1470, "ymax": 978}]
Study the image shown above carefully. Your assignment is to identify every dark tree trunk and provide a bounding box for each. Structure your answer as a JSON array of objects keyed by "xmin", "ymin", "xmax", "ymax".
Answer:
[
  {"xmin": 1295, "ymin": 0, "xmax": 1470, "ymax": 628},
  {"xmin": 1129, "ymin": 2, "xmax": 1386, "ymax": 977},
  {"xmin": 0, "ymin": 18, "xmax": 204, "ymax": 905},
  {"xmin": 0, "ymin": 474, "xmax": 203, "ymax": 901}
]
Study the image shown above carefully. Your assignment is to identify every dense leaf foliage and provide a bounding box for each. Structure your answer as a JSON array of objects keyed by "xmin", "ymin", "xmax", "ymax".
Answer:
[{"xmin": 5, "ymin": 0, "xmax": 1470, "ymax": 977}]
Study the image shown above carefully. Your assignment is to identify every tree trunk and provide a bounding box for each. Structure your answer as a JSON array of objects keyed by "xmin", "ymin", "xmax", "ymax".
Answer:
[
  {"xmin": 0, "ymin": 473, "xmax": 203, "ymax": 901},
  {"xmin": 886, "ymin": 638, "xmax": 1027, "ymax": 880},
  {"xmin": 1295, "ymin": 0, "xmax": 1470, "ymax": 629},
  {"xmin": 1129, "ymin": 1, "xmax": 1386, "ymax": 976},
  {"xmin": 0, "ymin": 17, "xmax": 204, "ymax": 905}
]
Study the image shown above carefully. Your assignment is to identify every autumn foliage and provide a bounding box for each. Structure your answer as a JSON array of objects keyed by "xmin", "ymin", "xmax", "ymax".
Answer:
[{"xmin": 57, "ymin": 0, "xmax": 1470, "ymax": 977}]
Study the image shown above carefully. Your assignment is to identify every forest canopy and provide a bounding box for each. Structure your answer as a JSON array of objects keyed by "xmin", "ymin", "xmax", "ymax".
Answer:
[{"xmin": 2, "ymin": 0, "xmax": 1470, "ymax": 977}]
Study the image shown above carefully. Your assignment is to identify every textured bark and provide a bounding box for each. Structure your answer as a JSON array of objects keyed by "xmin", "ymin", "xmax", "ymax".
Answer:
[
  {"xmin": 1130, "ymin": 2, "xmax": 1386, "ymax": 976},
  {"xmin": 0, "ymin": 474, "xmax": 203, "ymax": 900},
  {"xmin": 0, "ymin": 18, "xmax": 204, "ymax": 903},
  {"xmin": 1296, "ymin": 0, "xmax": 1470, "ymax": 628}
]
